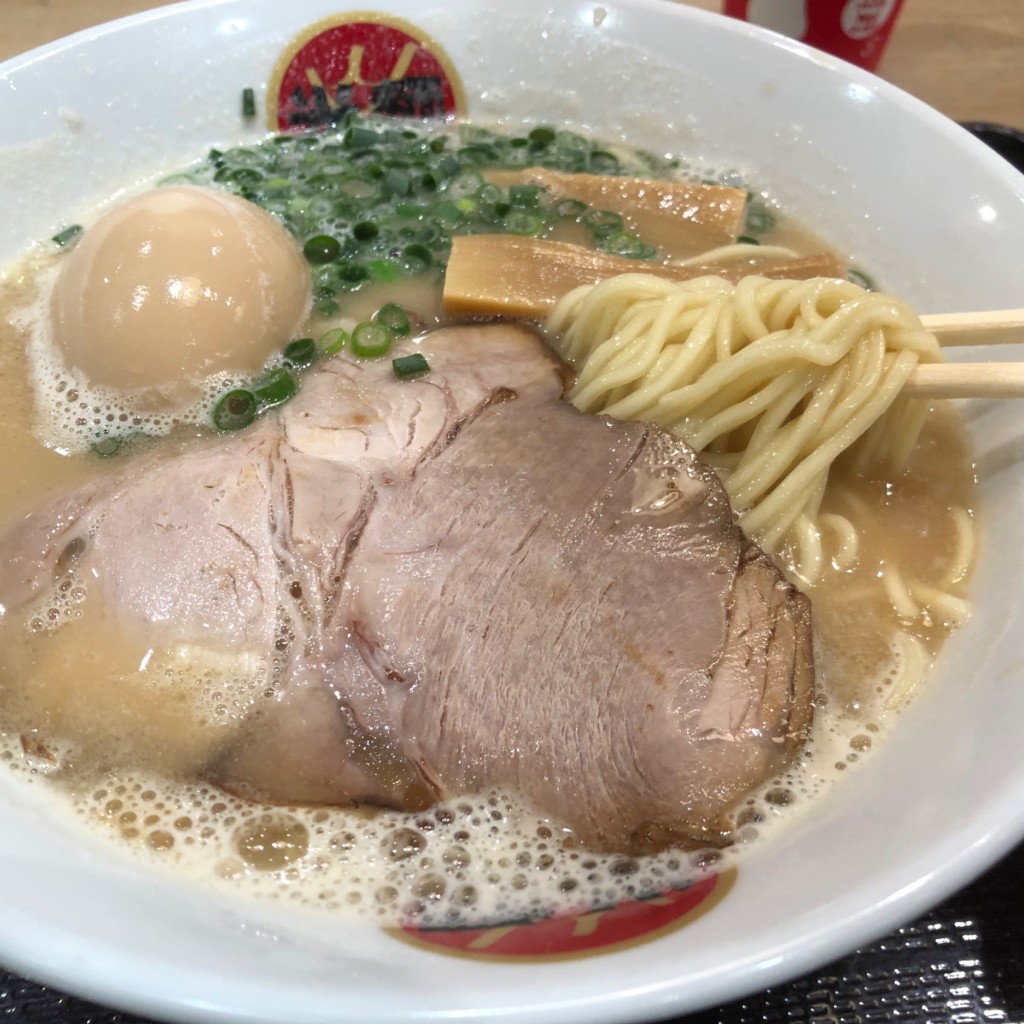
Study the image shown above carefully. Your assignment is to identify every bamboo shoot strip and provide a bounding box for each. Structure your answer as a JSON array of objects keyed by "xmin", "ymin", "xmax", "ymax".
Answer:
[
  {"xmin": 483, "ymin": 166, "xmax": 748, "ymax": 259},
  {"xmin": 442, "ymin": 234, "xmax": 845, "ymax": 319}
]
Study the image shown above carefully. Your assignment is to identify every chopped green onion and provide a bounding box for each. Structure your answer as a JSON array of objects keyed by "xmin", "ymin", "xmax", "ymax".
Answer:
[
  {"xmin": 345, "ymin": 126, "xmax": 380, "ymax": 150},
  {"xmin": 166, "ymin": 112, "xmax": 688, "ymax": 321},
  {"xmin": 366, "ymin": 258, "xmax": 402, "ymax": 283},
  {"xmin": 376, "ymin": 303, "xmax": 411, "ymax": 337},
  {"xmin": 156, "ymin": 173, "xmax": 195, "ymax": 187},
  {"xmin": 555, "ymin": 198, "xmax": 587, "ymax": 218},
  {"xmin": 303, "ymin": 235, "xmax": 342, "ymax": 264},
  {"xmin": 474, "ymin": 201, "xmax": 503, "ymax": 225},
  {"xmin": 583, "ymin": 209, "xmax": 623, "ymax": 235},
  {"xmin": 242, "ymin": 88, "xmax": 256, "ymax": 118},
  {"xmin": 430, "ymin": 199, "xmax": 462, "ymax": 224},
  {"xmin": 213, "ymin": 389, "xmax": 258, "ymax": 431},
  {"xmin": 436, "ymin": 154, "xmax": 461, "ymax": 178},
  {"xmin": 504, "ymin": 211, "xmax": 544, "ymax": 236},
  {"xmin": 253, "ymin": 367, "xmax": 298, "ymax": 407},
  {"xmin": 382, "ymin": 167, "xmax": 411, "ymax": 197},
  {"xmin": 283, "ymin": 337, "xmax": 316, "ymax": 367},
  {"xmin": 353, "ymin": 220, "xmax": 379, "ymax": 242},
  {"xmin": 447, "ymin": 171, "xmax": 484, "ymax": 200},
  {"xmin": 745, "ymin": 205, "xmax": 776, "ymax": 235},
  {"xmin": 555, "ymin": 130, "xmax": 588, "ymax": 152},
  {"xmin": 52, "ymin": 224, "xmax": 82, "ymax": 247},
  {"xmin": 588, "ymin": 150, "xmax": 621, "ymax": 174},
  {"xmin": 400, "ymin": 243, "xmax": 433, "ymax": 274},
  {"xmin": 508, "ymin": 183, "xmax": 542, "ymax": 207},
  {"xmin": 317, "ymin": 327, "xmax": 348, "ymax": 357},
  {"xmin": 394, "ymin": 202, "xmax": 426, "ymax": 220},
  {"xmin": 736, "ymin": 235, "xmax": 761, "ymax": 246},
  {"xmin": 847, "ymin": 268, "xmax": 878, "ymax": 292},
  {"xmin": 339, "ymin": 177, "xmax": 379, "ymax": 200},
  {"xmin": 602, "ymin": 231, "xmax": 649, "ymax": 258},
  {"xmin": 263, "ymin": 176, "xmax": 291, "ymax": 194},
  {"xmin": 414, "ymin": 222, "xmax": 441, "ymax": 245},
  {"xmin": 337, "ymin": 263, "xmax": 370, "ymax": 287},
  {"xmin": 477, "ymin": 183, "xmax": 503, "ymax": 206},
  {"xmin": 351, "ymin": 321, "xmax": 393, "ymax": 358},
  {"xmin": 392, "ymin": 353, "xmax": 430, "ymax": 379},
  {"xmin": 459, "ymin": 144, "xmax": 499, "ymax": 166},
  {"xmin": 228, "ymin": 167, "xmax": 263, "ymax": 187}
]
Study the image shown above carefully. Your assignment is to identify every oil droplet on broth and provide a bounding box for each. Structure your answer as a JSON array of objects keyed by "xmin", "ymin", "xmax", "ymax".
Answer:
[
  {"xmin": 233, "ymin": 813, "xmax": 309, "ymax": 871},
  {"xmin": 383, "ymin": 826, "xmax": 426, "ymax": 862},
  {"xmin": 413, "ymin": 874, "xmax": 447, "ymax": 902},
  {"xmin": 147, "ymin": 829, "xmax": 175, "ymax": 851}
]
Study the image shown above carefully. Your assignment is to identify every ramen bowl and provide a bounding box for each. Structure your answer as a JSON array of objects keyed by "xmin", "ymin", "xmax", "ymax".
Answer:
[{"xmin": 1, "ymin": 1, "xmax": 1023, "ymax": 1021}]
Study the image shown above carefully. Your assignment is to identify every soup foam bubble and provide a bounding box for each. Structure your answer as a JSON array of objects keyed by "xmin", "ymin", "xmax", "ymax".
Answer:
[
  {"xmin": 16, "ymin": 261, "xmax": 258, "ymax": 454},
  {"xmin": 0, "ymin": 687, "xmax": 893, "ymax": 928}
]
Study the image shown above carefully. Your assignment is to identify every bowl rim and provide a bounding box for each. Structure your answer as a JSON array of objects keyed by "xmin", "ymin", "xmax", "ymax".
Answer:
[{"xmin": 1, "ymin": 1, "xmax": 1024, "ymax": 1022}]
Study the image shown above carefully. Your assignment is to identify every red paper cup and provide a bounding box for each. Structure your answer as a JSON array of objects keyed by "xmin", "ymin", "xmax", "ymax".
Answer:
[{"xmin": 723, "ymin": 0, "xmax": 905, "ymax": 72}]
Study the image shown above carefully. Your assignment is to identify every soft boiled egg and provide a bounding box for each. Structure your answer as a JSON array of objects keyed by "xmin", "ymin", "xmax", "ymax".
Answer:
[
  {"xmin": 50, "ymin": 185, "xmax": 310, "ymax": 391},
  {"xmin": 22, "ymin": 185, "xmax": 312, "ymax": 452}
]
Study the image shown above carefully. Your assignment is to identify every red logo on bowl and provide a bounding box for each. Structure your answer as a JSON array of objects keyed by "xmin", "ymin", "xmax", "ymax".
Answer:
[
  {"xmin": 269, "ymin": 14, "xmax": 465, "ymax": 131},
  {"xmin": 390, "ymin": 870, "xmax": 735, "ymax": 960}
]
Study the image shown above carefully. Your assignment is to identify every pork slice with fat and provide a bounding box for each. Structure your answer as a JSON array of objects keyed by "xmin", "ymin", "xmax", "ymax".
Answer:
[
  {"xmin": 338, "ymin": 331, "xmax": 813, "ymax": 850},
  {"xmin": 0, "ymin": 322, "xmax": 813, "ymax": 852}
]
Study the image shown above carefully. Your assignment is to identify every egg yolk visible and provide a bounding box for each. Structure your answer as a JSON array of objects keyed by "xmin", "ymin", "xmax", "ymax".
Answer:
[{"xmin": 50, "ymin": 186, "xmax": 311, "ymax": 390}]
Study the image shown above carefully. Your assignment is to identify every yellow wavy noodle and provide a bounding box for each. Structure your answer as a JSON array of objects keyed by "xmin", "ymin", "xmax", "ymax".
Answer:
[
  {"xmin": 881, "ymin": 563, "xmax": 921, "ymax": 622},
  {"xmin": 876, "ymin": 508, "xmax": 973, "ymax": 626},
  {"xmin": 671, "ymin": 242, "xmax": 800, "ymax": 267},
  {"xmin": 791, "ymin": 513, "xmax": 823, "ymax": 585},
  {"xmin": 944, "ymin": 506, "xmax": 975, "ymax": 586},
  {"xmin": 819, "ymin": 512, "xmax": 859, "ymax": 571},
  {"xmin": 908, "ymin": 581, "xmax": 972, "ymax": 625},
  {"xmin": 885, "ymin": 632, "xmax": 929, "ymax": 708},
  {"xmin": 546, "ymin": 273, "xmax": 943, "ymax": 584}
]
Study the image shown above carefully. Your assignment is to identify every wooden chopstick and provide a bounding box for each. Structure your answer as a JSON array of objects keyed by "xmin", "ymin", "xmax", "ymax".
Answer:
[
  {"xmin": 905, "ymin": 362, "xmax": 1024, "ymax": 398},
  {"xmin": 901, "ymin": 309, "xmax": 1024, "ymax": 397},
  {"xmin": 921, "ymin": 309, "xmax": 1024, "ymax": 347}
]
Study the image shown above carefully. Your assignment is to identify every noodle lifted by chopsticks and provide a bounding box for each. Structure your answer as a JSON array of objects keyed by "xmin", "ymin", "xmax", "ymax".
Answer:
[{"xmin": 546, "ymin": 273, "xmax": 943, "ymax": 584}]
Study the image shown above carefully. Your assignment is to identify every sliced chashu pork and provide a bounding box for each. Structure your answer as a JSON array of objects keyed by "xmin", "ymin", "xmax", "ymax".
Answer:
[{"xmin": 0, "ymin": 324, "xmax": 813, "ymax": 852}]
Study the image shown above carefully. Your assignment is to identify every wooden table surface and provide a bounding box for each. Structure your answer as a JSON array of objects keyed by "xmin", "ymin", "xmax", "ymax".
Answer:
[{"xmin": 2, "ymin": 0, "xmax": 1023, "ymax": 129}]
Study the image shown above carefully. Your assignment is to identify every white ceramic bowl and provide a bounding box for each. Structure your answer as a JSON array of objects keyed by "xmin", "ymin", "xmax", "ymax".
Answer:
[{"xmin": 1, "ymin": 1, "xmax": 1024, "ymax": 1021}]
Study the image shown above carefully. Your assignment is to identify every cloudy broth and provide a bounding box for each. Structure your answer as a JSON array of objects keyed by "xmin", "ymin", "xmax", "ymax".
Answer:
[{"xmin": 0, "ymin": 131, "xmax": 976, "ymax": 926}]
